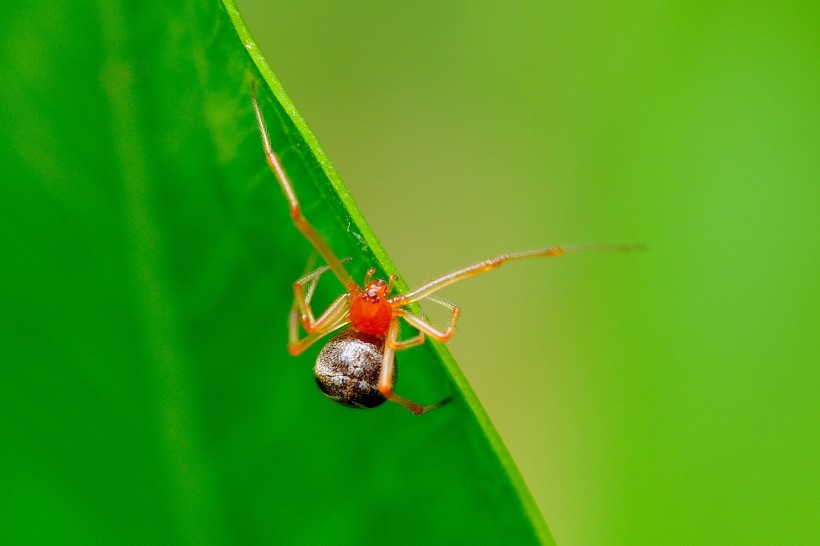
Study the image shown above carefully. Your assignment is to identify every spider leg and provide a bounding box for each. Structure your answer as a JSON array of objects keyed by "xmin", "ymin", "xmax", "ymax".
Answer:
[
  {"xmin": 251, "ymin": 81, "xmax": 359, "ymax": 293},
  {"xmin": 287, "ymin": 260, "xmax": 352, "ymax": 355},
  {"xmin": 287, "ymin": 288, "xmax": 350, "ymax": 355},
  {"xmin": 386, "ymin": 329, "xmax": 426, "ymax": 351},
  {"xmin": 396, "ymin": 306, "xmax": 462, "ymax": 344},
  {"xmin": 424, "ymin": 295, "xmax": 457, "ymax": 310},
  {"xmin": 378, "ymin": 319, "xmax": 450, "ymax": 415},
  {"xmin": 293, "ymin": 287, "xmax": 350, "ymax": 334},
  {"xmin": 295, "ymin": 257, "xmax": 353, "ymax": 308},
  {"xmin": 392, "ymin": 242, "xmax": 644, "ymax": 305},
  {"xmin": 287, "ymin": 307, "xmax": 349, "ymax": 356}
]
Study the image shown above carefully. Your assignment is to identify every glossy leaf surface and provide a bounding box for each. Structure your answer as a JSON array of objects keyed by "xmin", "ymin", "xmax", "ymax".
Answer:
[{"xmin": 0, "ymin": 1, "xmax": 550, "ymax": 544}]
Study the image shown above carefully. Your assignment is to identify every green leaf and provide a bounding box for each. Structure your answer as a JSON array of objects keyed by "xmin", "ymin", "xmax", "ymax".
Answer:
[{"xmin": 0, "ymin": 1, "xmax": 552, "ymax": 544}]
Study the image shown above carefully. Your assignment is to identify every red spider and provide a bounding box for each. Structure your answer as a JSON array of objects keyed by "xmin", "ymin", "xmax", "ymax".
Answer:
[{"xmin": 251, "ymin": 82, "xmax": 641, "ymax": 415}]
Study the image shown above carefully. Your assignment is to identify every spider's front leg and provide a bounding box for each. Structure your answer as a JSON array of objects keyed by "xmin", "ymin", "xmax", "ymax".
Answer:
[
  {"xmin": 287, "ymin": 264, "xmax": 351, "ymax": 355},
  {"xmin": 251, "ymin": 82, "xmax": 359, "ymax": 293}
]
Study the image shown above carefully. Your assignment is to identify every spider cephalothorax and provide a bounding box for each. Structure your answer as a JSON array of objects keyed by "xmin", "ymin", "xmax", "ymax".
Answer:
[{"xmin": 349, "ymin": 277, "xmax": 394, "ymax": 336}]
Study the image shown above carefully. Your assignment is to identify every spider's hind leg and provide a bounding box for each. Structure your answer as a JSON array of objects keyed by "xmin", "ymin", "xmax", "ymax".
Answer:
[{"xmin": 378, "ymin": 318, "xmax": 451, "ymax": 415}]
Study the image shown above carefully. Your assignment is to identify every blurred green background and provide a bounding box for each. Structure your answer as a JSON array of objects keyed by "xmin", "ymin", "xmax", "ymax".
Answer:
[
  {"xmin": 237, "ymin": 1, "xmax": 819, "ymax": 544},
  {"xmin": 1, "ymin": 1, "xmax": 817, "ymax": 544}
]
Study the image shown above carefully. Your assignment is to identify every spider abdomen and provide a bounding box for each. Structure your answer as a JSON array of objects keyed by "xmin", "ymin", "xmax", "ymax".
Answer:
[{"xmin": 314, "ymin": 329, "xmax": 397, "ymax": 408}]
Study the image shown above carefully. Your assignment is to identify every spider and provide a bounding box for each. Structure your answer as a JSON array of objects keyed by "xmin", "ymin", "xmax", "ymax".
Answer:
[{"xmin": 251, "ymin": 82, "xmax": 641, "ymax": 415}]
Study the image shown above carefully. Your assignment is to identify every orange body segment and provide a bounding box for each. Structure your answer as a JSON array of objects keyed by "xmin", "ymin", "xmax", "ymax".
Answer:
[{"xmin": 349, "ymin": 296, "xmax": 393, "ymax": 336}]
